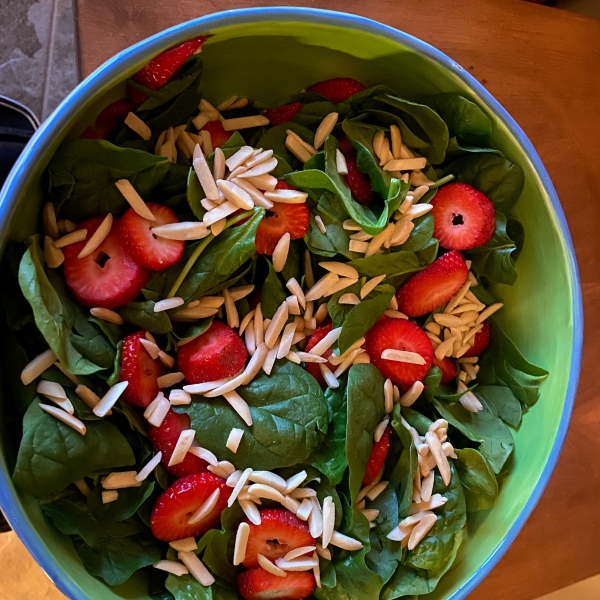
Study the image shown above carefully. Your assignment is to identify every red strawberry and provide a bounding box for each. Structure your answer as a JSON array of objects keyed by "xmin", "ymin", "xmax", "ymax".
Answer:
[
  {"xmin": 346, "ymin": 156, "xmax": 374, "ymax": 206},
  {"xmin": 365, "ymin": 318, "xmax": 433, "ymax": 390},
  {"xmin": 177, "ymin": 320, "xmax": 248, "ymax": 384},
  {"xmin": 304, "ymin": 324, "xmax": 335, "ymax": 388},
  {"xmin": 337, "ymin": 136, "xmax": 355, "ymax": 156},
  {"xmin": 148, "ymin": 408, "xmax": 208, "ymax": 477},
  {"xmin": 62, "ymin": 217, "xmax": 148, "ymax": 309},
  {"xmin": 363, "ymin": 427, "xmax": 391, "ymax": 486},
  {"xmin": 120, "ymin": 331, "xmax": 164, "ymax": 407},
  {"xmin": 119, "ymin": 203, "xmax": 184, "ymax": 271},
  {"xmin": 237, "ymin": 568, "xmax": 315, "ymax": 600},
  {"xmin": 307, "ymin": 77, "xmax": 366, "ymax": 103},
  {"xmin": 432, "ymin": 355, "xmax": 458, "ymax": 385},
  {"xmin": 242, "ymin": 508, "xmax": 315, "ymax": 568},
  {"xmin": 80, "ymin": 99, "xmax": 135, "ymax": 139},
  {"xmin": 255, "ymin": 182, "xmax": 310, "ymax": 255},
  {"xmin": 462, "ymin": 321, "xmax": 491, "ymax": 358},
  {"xmin": 264, "ymin": 102, "xmax": 305, "ymax": 127},
  {"xmin": 430, "ymin": 183, "xmax": 495, "ymax": 250},
  {"xmin": 200, "ymin": 121, "xmax": 233, "ymax": 148},
  {"xmin": 396, "ymin": 251, "xmax": 469, "ymax": 317},
  {"xmin": 128, "ymin": 36, "xmax": 210, "ymax": 105},
  {"xmin": 150, "ymin": 472, "xmax": 231, "ymax": 542}
]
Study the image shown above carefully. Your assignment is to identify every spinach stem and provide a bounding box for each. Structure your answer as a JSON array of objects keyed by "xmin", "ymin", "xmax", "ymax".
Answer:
[
  {"xmin": 427, "ymin": 174, "xmax": 455, "ymax": 190},
  {"xmin": 167, "ymin": 209, "xmax": 257, "ymax": 299}
]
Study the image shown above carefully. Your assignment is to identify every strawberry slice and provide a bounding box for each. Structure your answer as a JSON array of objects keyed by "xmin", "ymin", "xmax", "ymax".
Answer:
[
  {"xmin": 238, "ymin": 568, "xmax": 315, "ymax": 600},
  {"xmin": 346, "ymin": 155, "xmax": 374, "ymax": 206},
  {"xmin": 304, "ymin": 324, "xmax": 335, "ymax": 388},
  {"xmin": 242, "ymin": 508, "xmax": 315, "ymax": 568},
  {"xmin": 62, "ymin": 217, "xmax": 148, "ymax": 309},
  {"xmin": 177, "ymin": 320, "xmax": 248, "ymax": 384},
  {"xmin": 396, "ymin": 251, "xmax": 469, "ymax": 317},
  {"xmin": 430, "ymin": 182, "xmax": 495, "ymax": 250},
  {"xmin": 128, "ymin": 35, "xmax": 210, "ymax": 105},
  {"xmin": 120, "ymin": 331, "xmax": 164, "ymax": 407},
  {"xmin": 432, "ymin": 355, "xmax": 458, "ymax": 385},
  {"xmin": 307, "ymin": 77, "xmax": 366, "ymax": 103},
  {"xmin": 200, "ymin": 121, "xmax": 233, "ymax": 148},
  {"xmin": 150, "ymin": 471, "xmax": 231, "ymax": 542},
  {"xmin": 363, "ymin": 426, "xmax": 391, "ymax": 486},
  {"xmin": 119, "ymin": 203, "xmax": 184, "ymax": 271},
  {"xmin": 80, "ymin": 99, "xmax": 136, "ymax": 139},
  {"xmin": 365, "ymin": 318, "xmax": 433, "ymax": 390},
  {"xmin": 255, "ymin": 181, "xmax": 309, "ymax": 255},
  {"xmin": 148, "ymin": 408, "xmax": 208, "ymax": 477},
  {"xmin": 337, "ymin": 136, "xmax": 355, "ymax": 157},
  {"xmin": 462, "ymin": 321, "xmax": 491, "ymax": 357},
  {"xmin": 264, "ymin": 102, "xmax": 305, "ymax": 127}
]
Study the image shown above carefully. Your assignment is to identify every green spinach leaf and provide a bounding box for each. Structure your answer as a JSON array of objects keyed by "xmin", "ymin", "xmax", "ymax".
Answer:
[
  {"xmin": 475, "ymin": 385, "xmax": 522, "ymax": 427},
  {"xmin": 349, "ymin": 251, "xmax": 422, "ymax": 279},
  {"xmin": 261, "ymin": 259, "xmax": 288, "ymax": 319},
  {"xmin": 88, "ymin": 480, "xmax": 155, "ymax": 523},
  {"xmin": 119, "ymin": 300, "xmax": 173, "ymax": 334},
  {"xmin": 455, "ymin": 448, "xmax": 498, "ymax": 512}
]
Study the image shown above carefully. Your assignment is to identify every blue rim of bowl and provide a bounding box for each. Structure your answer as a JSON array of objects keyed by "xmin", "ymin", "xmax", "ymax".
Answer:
[{"xmin": 0, "ymin": 7, "xmax": 583, "ymax": 600}]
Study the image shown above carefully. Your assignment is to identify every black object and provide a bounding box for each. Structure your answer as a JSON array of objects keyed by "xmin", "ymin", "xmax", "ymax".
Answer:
[{"xmin": 0, "ymin": 95, "xmax": 39, "ymax": 186}]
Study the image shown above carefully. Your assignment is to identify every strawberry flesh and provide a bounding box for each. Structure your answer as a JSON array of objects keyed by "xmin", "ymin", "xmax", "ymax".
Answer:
[
  {"xmin": 242, "ymin": 508, "xmax": 315, "ymax": 568},
  {"xmin": 150, "ymin": 472, "xmax": 231, "ymax": 542},
  {"xmin": 307, "ymin": 77, "xmax": 366, "ymax": 103},
  {"xmin": 119, "ymin": 202, "xmax": 184, "ymax": 271},
  {"xmin": 177, "ymin": 320, "xmax": 248, "ymax": 384},
  {"xmin": 120, "ymin": 331, "xmax": 164, "ymax": 407},
  {"xmin": 237, "ymin": 568, "xmax": 315, "ymax": 600},
  {"xmin": 62, "ymin": 216, "xmax": 148, "ymax": 309},
  {"xmin": 148, "ymin": 408, "xmax": 208, "ymax": 477},
  {"xmin": 396, "ymin": 250, "xmax": 469, "ymax": 317},
  {"xmin": 362, "ymin": 426, "xmax": 391, "ymax": 486},
  {"xmin": 80, "ymin": 99, "xmax": 135, "ymax": 139},
  {"xmin": 264, "ymin": 102, "xmax": 305, "ymax": 127},
  {"xmin": 200, "ymin": 121, "xmax": 233, "ymax": 148},
  {"xmin": 365, "ymin": 318, "xmax": 433, "ymax": 390},
  {"xmin": 462, "ymin": 321, "xmax": 491, "ymax": 357},
  {"xmin": 345, "ymin": 155, "xmax": 374, "ymax": 205},
  {"xmin": 337, "ymin": 136, "xmax": 355, "ymax": 157},
  {"xmin": 430, "ymin": 182, "xmax": 496, "ymax": 250},
  {"xmin": 432, "ymin": 354, "xmax": 458, "ymax": 385},
  {"xmin": 304, "ymin": 324, "xmax": 335, "ymax": 388}
]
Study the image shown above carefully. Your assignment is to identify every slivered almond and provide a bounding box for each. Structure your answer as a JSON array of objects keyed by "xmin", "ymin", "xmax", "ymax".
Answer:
[
  {"xmin": 203, "ymin": 200, "xmax": 238, "ymax": 225},
  {"xmin": 147, "ymin": 397, "xmax": 171, "ymax": 427},
  {"xmin": 216, "ymin": 179, "xmax": 254, "ymax": 210},
  {"xmin": 89, "ymin": 307, "xmax": 123, "ymax": 325},
  {"xmin": 124, "ymin": 112, "xmax": 151, "ymax": 140},
  {"xmin": 136, "ymin": 452, "xmax": 163, "ymax": 482},
  {"xmin": 314, "ymin": 112, "xmax": 339, "ymax": 148},
  {"xmin": 76, "ymin": 384, "xmax": 101, "ymax": 409},
  {"xmin": 285, "ymin": 134, "xmax": 312, "ymax": 163},
  {"xmin": 77, "ymin": 213, "xmax": 113, "ymax": 259},
  {"xmin": 228, "ymin": 467, "xmax": 253, "ymax": 506},
  {"xmin": 239, "ymin": 499, "xmax": 261, "ymax": 525},
  {"xmin": 284, "ymin": 546, "xmax": 317, "ymax": 562},
  {"xmin": 285, "ymin": 295, "xmax": 301, "ymax": 316},
  {"xmin": 384, "ymin": 378, "xmax": 394, "ymax": 413},
  {"xmin": 365, "ymin": 223, "xmax": 395, "ymax": 257},
  {"xmin": 332, "ymin": 349, "xmax": 362, "ymax": 378},
  {"xmin": 335, "ymin": 148, "xmax": 348, "ymax": 174},
  {"xmin": 115, "ymin": 179, "xmax": 156, "ymax": 220},
  {"xmin": 170, "ymin": 537, "xmax": 198, "ymax": 553},
  {"xmin": 188, "ymin": 487, "xmax": 220, "ymax": 524},
  {"xmin": 178, "ymin": 551, "xmax": 215, "ymax": 586},
  {"xmin": 254, "ymin": 303, "xmax": 264, "ymax": 346},
  {"xmin": 234, "ymin": 522, "xmax": 251, "ymax": 565},
  {"xmin": 139, "ymin": 338, "xmax": 160, "ymax": 360},
  {"xmin": 245, "ymin": 149, "xmax": 274, "ymax": 169},
  {"xmin": 378, "ymin": 137, "xmax": 392, "ymax": 165},
  {"xmin": 360, "ymin": 274, "xmax": 387, "ymax": 299},
  {"xmin": 321, "ymin": 496, "xmax": 335, "ymax": 548},
  {"xmin": 153, "ymin": 560, "xmax": 188, "ymax": 577},
  {"xmin": 373, "ymin": 130, "xmax": 385, "ymax": 159},
  {"xmin": 153, "ymin": 222, "xmax": 210, "ymax": 241},
  {"xmin": 273, "ymin": 233, "xmax": 291, "ymax": 272},
  {"xmin": 308, "ymin": 498, "xmax": 323, "ymax": 538},
  {"xmin": 309, "ymin": 327, "xmax": 342, "ymax": 356},
  {"xmin": 408, "ymin": 513, "xmax": 437, "ymax": 550},
  {"xmin": 243, "ymin": 342, "xmax": 268, "ymax": 384},
  {"xmin": 399, "ymin": 381, "xmax": 424, "ymax": 407},
  {"xmin": 374, "ymin": 419, "xmax": 389, "ymax": 442},
  {"xmin": 390, "ymin": 125, "xmax": 402, "ymax": 159},
  {"xmin": 93, "ymin": 381, "xmax": 129, "ymax": 417},
  {"xmin": 407, "ymin": 203, "xmax": 433, "ymax": 218},
  {"xmin": 200, "ymin": 130, "xmax": 213, "ymax": 154},
  {"xmin": 40, "ymin": 404, "xmax": 86, "ymax": 434},
  {"xmin": 296, "ymin": 352, "xmax": 328, "ymax": 364},
  {"xmin": 384, "ymin": 157, "xmax": 427, "ymax": 171},
  {"xmin": 226, "ymin": 428, "xmax": 244, "ymax": 453},
  {"xmin": 324, "ymin": 277, "xmax": 358, "ymax": 297},
  {"xmin": 238, "ymin": 157, "xmax": 278, "ymax": 179},
  {"xmin": 382, "ymin": 349, "xmax": 426, "ymax": 365},
  {"xmin": 258, "ymin": 554, "xmax": 287, "ymax": 577},
  {"xmin": 53, "ymin": 229, "xmax": 87, "ymax": 249},
  {"xmin": 434, "ymin": 313, "xmax": 463, "ymax": 328},
  {"xmin": 320, "ymin": 261, "xmax": 359, "ymax": 279},
  {"xmin": 102, "ymin": 490, "xmax": 118, "ymax": 503},
  {"xmin": 168, "ymin": 388, "xmax": 191, "ymax": 404},
  {"xmin": 476, "ymin": 302, "xmax": 504, "ymax": 324},
  {"xmin": 245, "ymin": 322, "xmax": 256, "ymax": 356},
  {"xmin": 229, "ymin": 98, "xmax": 249, "ymax": 109},
  {"xmin": 435, "ymin": 336, "xmax": 457, "ymax": 361},
  {"xmin": 43, "ymin": 202, "xmax": 59, "ymax": 239},
  {"xmin": 249, "ymin": 471, "xmax": 288, "ymax": 493},
  {"xmin": 329, "ymin": 531, "xmax": 363, "ymax": 551},
  {"xmin": 275, "ymin": 556, "xmax": 319, "ymax": 571},
  {"xmin": 390, "ymin": 218, "xmax": 415, "ymax": 246},
  {"xmin": 338, "ymin": 293, "xmax": 360, "ymax": 305},
  {"xmin": 244, "ymin": 173, "xmax": 278, "ymax": 191},
  {"xmin": 153, "ymin": 297, "xmax": 185, "ymax": 313},
  {"xmin": 232, "ymin": 178, "xmax": 273, "ymax": 209},
  {"xmin": 314, "ymin": 303, "xmax": 328, "ymax": 325},
  {"xmin": 168, "ymin": 429, "xmax": 196, "ymax": 467},
  {"xmin": 366, "ymin": 480, "xmax": 389, "ymax": 501},
  {"xmin": 277, "ymin": 322, "xmax": 297, "ymax": 359},
  {"xmin": 203, "ymin": 371, "xmax": 246, "ymax": 397},
  {"xmin": 223, "ymin": 288, "xmax": 239, "ymax": 329},
  {"xmin": 265, "ymin": 302, "xmax": 289, "ymax": 348},
  {"xmin": 350, "ymin": 230, "xmax": 372, "ymax": 242},
  {"xmin": 44, "ymin": 236, "xmax": 64, "ymax": 268},
  {"xmin": 103, "ymin": 471, "xmax": 141, "ymax": 489},
  {"xmin": 223, "ymin": 115, "xmax": 269, "ymax": 130},
  {"xmin": 223, "ymin": 390, "xmax": 253, "ymax": 426},
  {"xmin": 225, "ymin": 146, "xmax": 254, "ymax": 171},
  {"xmin": 264, "ymin": 189, "xmax": 308, "ymax": 204}
]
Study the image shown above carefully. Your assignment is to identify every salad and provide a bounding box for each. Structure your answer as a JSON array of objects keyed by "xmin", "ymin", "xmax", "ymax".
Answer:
[{"xmin": 4, "ymin": 34, "xmax": 549, "ymax": 600}]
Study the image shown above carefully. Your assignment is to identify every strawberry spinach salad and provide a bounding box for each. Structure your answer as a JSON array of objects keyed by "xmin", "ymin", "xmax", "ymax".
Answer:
[{"xmin": 3, "ymin": 35, "xmax": 549, "ymax": 600}]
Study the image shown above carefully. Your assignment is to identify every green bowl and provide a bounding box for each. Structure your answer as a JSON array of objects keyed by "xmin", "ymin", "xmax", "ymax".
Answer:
[{"xmin": 0, "ymin": 8, "xmax": 582, "ymax": 600}]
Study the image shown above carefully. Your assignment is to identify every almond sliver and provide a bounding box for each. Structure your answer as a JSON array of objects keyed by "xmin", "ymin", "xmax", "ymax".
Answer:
[{"xmin": 115, "ymin": 180, "xmax": 156, "ymax": 220}]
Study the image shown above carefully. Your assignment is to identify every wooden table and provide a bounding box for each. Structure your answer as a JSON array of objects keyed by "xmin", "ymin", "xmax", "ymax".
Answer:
[{"xmin": 73, "ymin": 1, "xmax": 600, "ymax": 598}]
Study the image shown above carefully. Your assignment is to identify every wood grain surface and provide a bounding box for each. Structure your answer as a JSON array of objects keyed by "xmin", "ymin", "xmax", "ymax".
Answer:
[{"xmin": 73, "ymin": 1, "xmax": 600, "ymax": 598}]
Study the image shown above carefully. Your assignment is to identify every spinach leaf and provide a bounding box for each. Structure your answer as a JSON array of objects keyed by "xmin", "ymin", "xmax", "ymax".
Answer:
[
  {"xmin": 70, "ymin": 314, "xmax": 115, "ymax": 370},
  {"xmin": 293, "ymin": 101, "xmax": 351, "ymax": 130},
  {"xmin": 88, "ymin": 480, "xmax": 154, "ymax": 522},
  {"xmin": 18, "ymin": 242, "xmax": 102, "ymax": 375},
  {"xmin": 197, "ymin": 528, "xmax": 238, "ymax": 584},
  {"xmin": 442, "ymin": 153, "xmax": 524, "ymax": 214},
  {"xmin": 255, "ymin": 122, "xmax": 315, "ymax": 167},
  {"xmin": 415, "ymin": 238, "xmax": 439, "ymax": 265},
  {"xmin": 166, "ymin": 573, "xmax": 212, "ymax": 600},
  {"xmin": 107, "ymin": 340, "xmax": 122, "ymax": 387},
  {"xmin": 389, "ymin": 409, "xmax": 418, "ymax": 519},
  {"xmin": 178, "ymin": 361, "xmax": 328, "ymax": 470},
  {"xmin": 346, "ymin": 364, "xmax": 386, "ymax": 503},
  {"xmin": 48, "ymin": 138, "xmax": 170, "ymax": 220},
  {"xmin": 398, "ymin": 213, "xmax": 434, "ymax": 253},
  {"xmin": 455, "ymin": 448, "xmax": 498, "ymax": 512},
  {"xmin": 13, "ymin": 401, "xmax": 135, "ymax": 498},
  {"xmin": 261, "ymin": 259, "xmax": 288, "ymax": 319},
  {"xmin": 280, "ymin": 239, "xmax": 302, "ymax": 282},
  {"xmin": 464, "ymin": 212, "xmax": 519, "ymax": 285},
  {"xmin": 311, "ymin": 380, "xmax": 348, "ymax": 485},
  {"xmin": 475, "ymin": 385, "xmax": 522, "ymax": 427},
  {"xmin": 349, "ymin": 251, "xmax": 422, "ymax": 279},
  {"xmin": 186, "ymin": 166, "xmax": 206, "ymax": 221},
  {"xmin": 74, "ymin": 533, "xmax": 161, "ymax": 586},
  {"xmin": 119, "ymin": 301, "xmax": 173, "ymax": 334},
  {"xmin": 433, "ymin": 399, "xmax": 514, "ymax": 474},
  {"xmin": 400, "ymin": 406, "xmax": 434, "ymax": 436}
]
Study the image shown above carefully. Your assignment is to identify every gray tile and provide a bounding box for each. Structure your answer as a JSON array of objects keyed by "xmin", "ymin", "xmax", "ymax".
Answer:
[
  {"xmin": 0, "ymin": 0, "xmax": 54, "ymax": 119},
  {"xmin": 43, "ymin": 0, "xmax": 78, "ymax": 119}
]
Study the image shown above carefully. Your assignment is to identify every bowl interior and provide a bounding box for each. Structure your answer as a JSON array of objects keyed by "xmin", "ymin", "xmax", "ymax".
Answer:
[{"xmin": 0, "ymin": 13, "xmax": 579, "ymax": 600}]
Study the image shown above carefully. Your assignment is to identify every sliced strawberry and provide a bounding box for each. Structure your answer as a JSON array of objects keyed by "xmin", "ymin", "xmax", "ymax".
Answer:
[
  {"xmin": 396, "ymin": 251, "xmax": 469, "ymax": 317},
  {"xmin": 62, "ymin": 217, "xmax": 148, "ymax": 309},
  {"xmin": 128, "ymin": 35, "xmax": 210, "ymax": 105},
  {"xmin": 432, "ymin": 354, "xmax": 458, "ymax": 385},
  {"xmin": 365, "ymin": 318, "xmax": 433, "ymax": 390},
  {"xmin": 346, "ymin": 156, "xmax": 374, "ymax": 206},
  {"xmin": 237, "ymin": 568, "xmax": 315, "ymax": 600},
  {"xmin": 242, "ymin": 508, "xmax": 315, "ymax": 568},
  {"xmin": 255, "ymin": 182, "xmax": 310, "ymax": 255},
  {"xmin": 148, "ymin": 409, "xmax": 208, "ymax": 477},
  {"xmin": 430, "ymin": 182, "xmax": 495, "ymax": 251},
  {"xmin": 120, "ymin": 331, "xmax": 164, "ymax": 407},
  {"xmin": 200, "ymin": 121, "xmax": 233, "ymax": 149},
  {"xmin": 264, "ymin": 102, "xmax": 304, "ymax": 127},
  {"xmin": 304, "ymin": 324, "xmax": 335, "ymax": 388},
  {"xmin": 119, "ymin": 203, "xmax": 184, "ymax": 271},
  {"xmin": 150, "ymin": 472, "xmax": 231, "ymax": 542},
  {"xmin": 462, "ymin": 321, "xmax": 491, "ymax": 358},
  {"xmin": 307, "ymin": 77, "xmax": 366, "ymax": 103},
  {"xmin": 80, "ymin": 99, "xmax": 135, "ymax": 139},
  {"xmin": 363, "ymin": 427, "xmax": 391, "ymax": 486},
  {"xmin": 177, "ymin": 320, "xmax": 248, "ymax": 384},
  {"xmin": 337, "ymin": 136, "xmax": 355, "ymax": 157}
]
